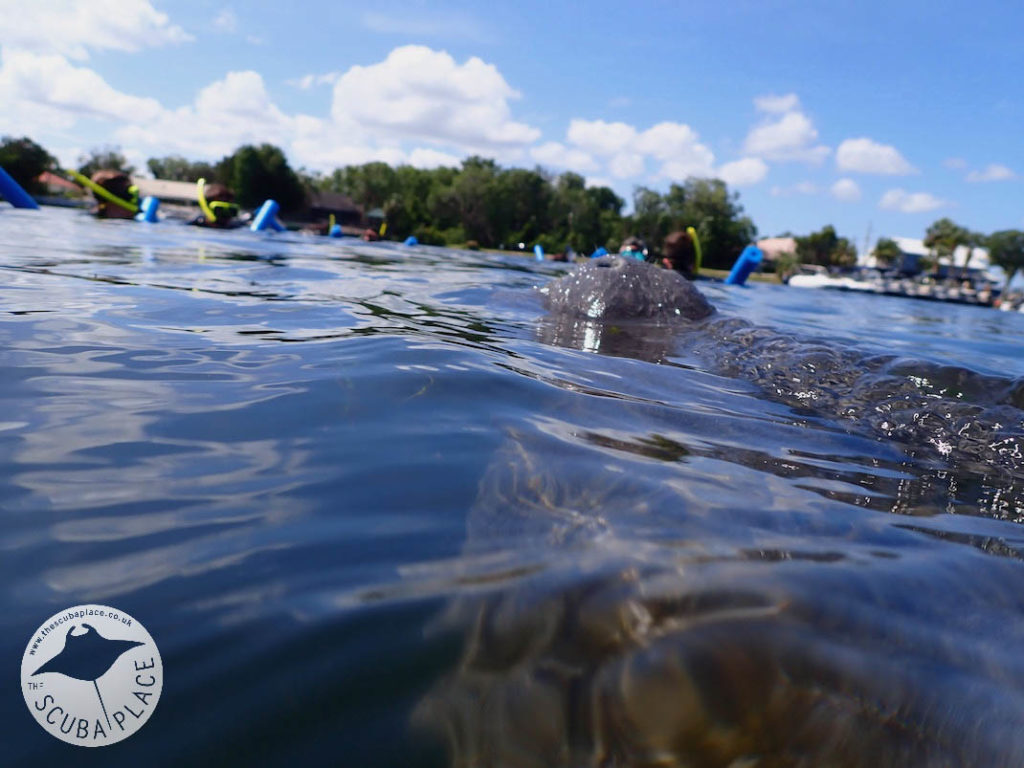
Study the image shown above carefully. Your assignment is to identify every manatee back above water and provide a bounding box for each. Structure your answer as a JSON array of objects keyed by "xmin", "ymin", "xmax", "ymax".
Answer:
[{"xmin": 541, "ymin": 256, "xmax": 714, "ymax": 322}]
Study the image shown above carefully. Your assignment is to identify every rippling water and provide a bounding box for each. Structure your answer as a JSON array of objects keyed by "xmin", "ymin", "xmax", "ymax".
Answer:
[{"xmin": 3, "ymin": 207, "xmax": 1024, "ymax": 767}]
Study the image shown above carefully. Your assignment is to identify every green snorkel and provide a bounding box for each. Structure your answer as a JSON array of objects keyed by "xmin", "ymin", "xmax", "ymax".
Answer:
[
  {"xmin": 66, "ymin": 169, "xmax": 139, "ymax": 214},
  {"xmin": 687, "ymin": 226, "xmax": 703, "ymax": 275}
]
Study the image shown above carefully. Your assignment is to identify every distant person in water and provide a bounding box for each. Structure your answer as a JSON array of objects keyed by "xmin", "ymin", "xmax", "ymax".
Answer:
[
  {"xmin": 660, "ymin": 230, "xmax": 697, "ymax": 278},
  {"xmin": 190, "ymin": 181, "xmax": 242, "ymax": 228},
  {"xmin": 361, "ymin": 228, "xmax": 380, "ymax": 241},
  {"xmin": 88, "ymin": 170, "xmax": 138, "ymax": 219},
  {"xmin": 619, "ymin": 236, "xmax": 648, "ymax": 261}
]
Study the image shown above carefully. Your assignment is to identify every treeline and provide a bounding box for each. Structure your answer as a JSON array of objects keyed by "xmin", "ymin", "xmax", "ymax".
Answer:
[
  {"xmin": 2, "ymin": 135, "xmax": 758, "ymax": 269},
  {"xmin": 313, "ymin": 158, "xmax": 757, "ymax": 268}
]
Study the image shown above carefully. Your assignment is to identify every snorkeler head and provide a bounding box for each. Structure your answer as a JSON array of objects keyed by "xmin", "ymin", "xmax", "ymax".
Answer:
[
  {"xmin": 662, "ymin": 230, "xmax": 697, "ymax": 277},
  {"xmin": 89, "ymin": 170, "xmax": 138, "ymax": 219},
  {"xmin": 619, "ymin": 236, "xmax": 647, "ymax": 261},
  {"xmin": 201, "ymin": 182, "xmax": 240, "ymax": 226}
]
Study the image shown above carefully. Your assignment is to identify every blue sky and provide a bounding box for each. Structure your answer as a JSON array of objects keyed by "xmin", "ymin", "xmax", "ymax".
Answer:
[{"xmin": 1, "ymin": 0, "xmax": 1021, "ymax": 250}]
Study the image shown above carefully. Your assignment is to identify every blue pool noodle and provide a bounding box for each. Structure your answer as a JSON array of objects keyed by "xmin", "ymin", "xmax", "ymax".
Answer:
[
  {"xmin": 134, "ymin": 196, "xmax": 160, "ymax": 223},
  {"xmin": 725, "ymin": 245, "xmax": 763, "ymax": 286},
  {"xmin": 251, "ymin": 199, "xmax": 285, "ymax": 232},
  {"xmin": 0, "ymin": 165, "xmax": 39, "ymax": 209},
  {"xmin": 534, "ymin": 244, "xmax": 545, "ymax": 261}
]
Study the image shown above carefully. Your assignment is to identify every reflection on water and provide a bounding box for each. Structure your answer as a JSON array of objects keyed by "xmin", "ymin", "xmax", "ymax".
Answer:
[{"xmin": 2, "ymin": 208, "xmax": 1024, "ymax": 766}]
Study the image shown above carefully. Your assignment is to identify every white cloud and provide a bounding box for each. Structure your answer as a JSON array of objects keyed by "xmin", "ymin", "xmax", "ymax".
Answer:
[
  {"xmin": 530, "ymin": 142, "xmax": 599, "ymax": 173},
  {"xmin": 1, "ymin": 44, "xmax": 548, "ymax": 175},
  {"xmin": 637, "ymin": 122, "xmax": 716, "ymax": 178},
  {"xmin": 609, "ymin": 152, "xmax": 645, "ymax": 178},
  {"xmin": 213, "ymin": 9, "xmax": 239, "ymax": 33},
  {"xmin": 743, "ymin": 110, "xmax": 829, "ymax": 164},
  {"xmin": 836, "ymin": 138, "xmax": 915, "ymax": 174},
  {"xmin": 115, "ymin": 70, "xmax": 309, "ymax": 159},
  {"xmin": 0, "ymin": 0, "xmax": 191, "ymax": 60},
  {"xmin": 717, "ymin": 157, "xmax": 768, "ymax": 187},
  {"xmin": 562, "ymin": 118, "xmax": 716, "ymax": 180},
  {"xmin": 831, "ymin": 178, "xmax": 861, "ymax": 202},
  {"xmin": 944, "ymin": 157, "xmax": 968, "ymax": 170},
  {"xmin": 754, "ymin": 93, "xmax": 800, "ymax": 114},
  {"xmin": 966, "ymin": 163, "xmax": 1016, "ymax": 182},
  {"xmin": 288, "ymin": 72, "xmax": 340, "ymax": 90},
  {"xmin": 566, "ymin": 119, "xmax": 637, "ymax": 156},
  {"xmin": 0, "ymin": 49, "xmax": 163, "ymax": 133},
  {"xmin": 330, "ymin": 45, "xmax": 540, "ymax": 151},
  {"xmin": 407, "ymin": 148, "xmax": 462, "ymax": 168},
  {"xmin": 879, "ymin": 188, "xmax": 948, "ymax": 213}
]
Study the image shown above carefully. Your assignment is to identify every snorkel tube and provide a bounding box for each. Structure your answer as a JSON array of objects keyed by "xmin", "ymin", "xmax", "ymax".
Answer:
[
  {"xmin": 196, "ymin": 178, "xmax": 217, "ymax": 224},
  {"xmin": 67, "ymin": 169, "xmax": 139, "ymax": 214},
  {"xmin": 687, "ymin": 226, "xmax": 702, "ymax": 275}
]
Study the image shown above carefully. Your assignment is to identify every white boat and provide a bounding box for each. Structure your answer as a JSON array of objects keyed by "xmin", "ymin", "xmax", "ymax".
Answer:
[{"xmin": 787, "ymin": 273, "xmax": 879, "ymax": 292}]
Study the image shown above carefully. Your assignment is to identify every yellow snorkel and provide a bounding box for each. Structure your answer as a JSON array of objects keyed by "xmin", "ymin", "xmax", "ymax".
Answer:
[
  {"xmin": 687, "ymin": 226, "xmax": 702, "ymax": 275},
  {"xmin": 66, "ymin": 169, "xmax": 139, "ymax": 214},
  {"xmin": 196, "ymin": 178, "xmax": 217, "ymax": 224}
]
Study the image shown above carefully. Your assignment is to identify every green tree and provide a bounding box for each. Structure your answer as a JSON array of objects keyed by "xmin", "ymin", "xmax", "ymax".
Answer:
[
  {"xmin": 323, "ymin": 161, "xmax": 398, "ymax": 211},
  {"xmin": 217, "ymin": 144, "xmax": 306, "ymax": 214},
  {"xmin": 795, "ymin": 225, "xmax": 857, "ymax": 267},
  {"xmin": 147, "ymin": 155, "xmax": 217, "ymax": 182},
  {"xmin": 674, "ymin": 178, "xmax": 758, "ymax": 270},
  {"xmin": 78, "ymin": 145, "xmax": 134, "ymax": 177},
  {"xmin": 630, "ymin": 187, "xmax": 668, "ymax": 246},
  {"xmin": 923, "ymin": 218, "xmax": 972, "ymax": 274},
  {"xmin": 987, "ymin": 230, "xmax": 1024, "ymax": 288},
  {"xmin": 872, "ymin": 237, "xmax": 903, "ymax": 267},
  {"xmin": 0, "ymin": 136, "xmax": 56, "ymax": 195}
]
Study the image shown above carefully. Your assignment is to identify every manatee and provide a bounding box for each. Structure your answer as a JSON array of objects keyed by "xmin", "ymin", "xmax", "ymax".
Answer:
[
  {"xmin": 416, "ymin": 426, "xmax": 1024, "ymax": 767},
  {"xmin": 411, "ymin": 260, "xmax": 1024, "ymax": 766},
  {"xmin": 541, "ymin": 256, "xmax": 714, "ymax": 322},
  {"xmin": 540, "ymin": 258, "xmax": 1024, "ymax": 480}
]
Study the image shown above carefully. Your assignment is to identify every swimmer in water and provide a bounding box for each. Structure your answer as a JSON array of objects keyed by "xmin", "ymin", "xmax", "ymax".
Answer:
[
  {"xmin": 85, "ymin": 170, "xmax": 139, "ymax": 220},
  {"xmin": 190, "ymin": 179, "xmax": 243, "ymax": 229}
]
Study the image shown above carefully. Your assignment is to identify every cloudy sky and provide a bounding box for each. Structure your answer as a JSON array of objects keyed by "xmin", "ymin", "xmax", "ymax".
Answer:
[{"xmin": 1, "ymin": 0, "xmax": 1021, "ymax": 247}]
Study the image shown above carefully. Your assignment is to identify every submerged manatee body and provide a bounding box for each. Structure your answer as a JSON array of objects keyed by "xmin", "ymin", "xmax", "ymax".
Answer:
[{"xmin": 414, "ymin": 260, "xmax": 1024, "ymax": 766}]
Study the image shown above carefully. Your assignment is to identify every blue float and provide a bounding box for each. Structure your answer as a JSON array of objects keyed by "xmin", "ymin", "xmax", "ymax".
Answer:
[
  {"xmin": 403, "ymin": 235, "xmax": 418, "ymax": 246},
  {"xmin": 534, "ymin": 244, "xmax": 545, "ymax": 261},
  {"xmin": 590, "ymin": 246, "xmax": 608, "ymax": 259},
  {"xmin": 251, "ymin": 199, "xmax": 285, "ymax": 232},
  {"xmin": 725, "ymin": 245, "xmax": 763, "ymax": 286},
  {"xmin": 134, "ymin": 196, "xmax": 160, "ymax": 223},
  {"xmin": 329, "ymin": 224, "xmax": 343, "ymax": 238},
  {"xmin": 0, "ymin": 165, "xmax": 39, "ymax": 209}
]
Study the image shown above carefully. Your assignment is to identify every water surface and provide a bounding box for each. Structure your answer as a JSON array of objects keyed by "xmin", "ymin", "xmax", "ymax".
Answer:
[{"xmin": 2, "ymin": 207, "xmax": 1024, "ymax": 766}]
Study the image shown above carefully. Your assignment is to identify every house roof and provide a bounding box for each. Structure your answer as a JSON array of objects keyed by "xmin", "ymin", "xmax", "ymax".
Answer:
[
  {"xmin": 37, "ymin": 171, "xmax": 81, "ymax": 192},
  {"xmin": 308, "ymin": 190, "xmax": 360, "ymax": 214},
  {"xmin": 131, "ymin": 178, "xmax": 200, "ymax": 204}
]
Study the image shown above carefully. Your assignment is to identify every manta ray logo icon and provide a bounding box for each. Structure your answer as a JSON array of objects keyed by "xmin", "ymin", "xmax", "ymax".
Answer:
[{"xmin": 21, "ymin": 605, "xmax": 162, "ymax": 746}]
